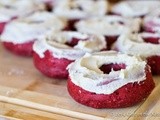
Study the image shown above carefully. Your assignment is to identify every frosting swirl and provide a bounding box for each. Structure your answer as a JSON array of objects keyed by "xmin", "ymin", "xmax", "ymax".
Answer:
[
  {"xmin": 1, "ymin": 11, "xmax": 67, "ymax": 44},
  {"xmin": 75, "ymin": 15, "xmax": 141, "ymax": 36},
  {"xmin": 68, "ymin": 51, "xmax": 146, "ymax": 94},
  {"xmin": 33, "ymin": 31, "xmax": 106, "ymax": 60}
]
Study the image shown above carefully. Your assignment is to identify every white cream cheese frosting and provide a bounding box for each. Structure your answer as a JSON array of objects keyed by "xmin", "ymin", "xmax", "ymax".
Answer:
[
  {"xmin": 1, "ymin": 11, "xmax": 67, "ymax": 44},
  {"xmin": 75, "ymin": 15, "xmax": 141, "ymax": 36},
  {"xmin": 67, "ymin": 51, "xmax": 146, "ymax": 94},
  {"xmin": 0, "ymin": 0, "xmax": 45, "ymax": 22},
  {"xmin": 53, "ymin": 0, "xmax": 108, "ymax": 20},
  {"xmin": 143, "ymin": 9, "xmax": 160, "ymax": 33},
  {"xmin": 113, "ymin": 32, "xmax": 160, "ymax": 58},
  {"xmin": 112, "ymin": 1, "xmax": 160, "ymax": 17},
  {"xmin": 33, "ymin": 31, "xmax": 106, "ymax": 60}
]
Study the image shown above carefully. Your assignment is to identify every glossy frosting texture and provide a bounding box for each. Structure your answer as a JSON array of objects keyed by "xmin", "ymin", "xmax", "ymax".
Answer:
[{"xmin": 113, "ymin": 32, "xmax": 160, "ymax": 58}]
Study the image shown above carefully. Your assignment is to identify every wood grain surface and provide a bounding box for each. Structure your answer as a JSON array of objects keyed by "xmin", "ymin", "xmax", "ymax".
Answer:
[{"xmin": 0, "ymin": 43, "xmax": 160, "ymax": 120}]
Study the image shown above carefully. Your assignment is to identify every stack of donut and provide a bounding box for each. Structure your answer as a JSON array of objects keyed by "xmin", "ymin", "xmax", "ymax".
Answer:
[{"xmin": 0, "ymin": 0, "xmax": 159, "ymax": 109}]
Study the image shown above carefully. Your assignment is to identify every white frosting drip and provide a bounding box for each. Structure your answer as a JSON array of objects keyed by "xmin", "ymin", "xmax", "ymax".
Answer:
[
  {"xmin": 112, "ymin": 1, "xmax": 160, "ymax": 17},
  {"xmin": 113, "ymin": 32, "xmax": 160, "ymax": 58},
  {"xmin": 0, "ymin": 0, "xmax": 45, "ymax": 22},
  {"xmin": 53, "ymin": 0, "xmax": 108, "ymax": 19},
  {"xmin": 144, "ymin": 9, "xmax": 160, "ymax": 32},
  {"xmin": 75, "ymin": 15, "xmax": 141, "ymax": 36},
  {"xmin": 1, "ymin": 12, "xmax": 66, "ymax": 44},
  {"xmin": 33, "ymin": 31, "xmax": 106, "ymax": 60},
  {"xmin": 68, "ymin": 51, "xmax": 146, "ymax": 94}
]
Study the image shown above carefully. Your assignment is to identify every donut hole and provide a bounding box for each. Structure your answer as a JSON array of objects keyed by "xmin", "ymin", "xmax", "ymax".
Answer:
[
  {"xmin": 65, "ymin": 37, "xmax": 87, "ymax": 47},
  {"xmin": 143, "ymin": 37, "xmax": 160, "ymax": 44},
  {"xmin": 99, "ymin": 63, "xmax": 126, "ymax": 74},
  {"xmin": 118, "ymin": 21, "xmax": 124, "ymax": 25},
  {"xmin": 65, "ymin": 37, "xmax": 80, "ymax": 47},
  {"xmin": 105, "ymin": 35, "xmax": 118, "ymax": 50}
]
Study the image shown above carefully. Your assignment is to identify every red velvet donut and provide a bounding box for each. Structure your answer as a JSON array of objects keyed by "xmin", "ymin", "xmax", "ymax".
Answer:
[
  {"xmin": 75, "ymin": 15, "xmax": 141, "ymax": 50},
  {"xmin": 67, "ymin": 51, "xmax": 155, "ymax": 108},
  {"xmin": 53, "ymin": 0, "xmax": 108, "ymax": 30},
  {"xmin": 33, "ymin": 31, "xmax": 106, "ymax": 79},
  {"xmin": 111, "ymin": 1, "xmax": 160, "ymax": 18},
  {"xmin": 0, "ymin": 0, "xmax": 45, "ymax": 34},
  {"xmin": 113, "ymin": 32, "xmax": 160, "ymax": 75},
  {"xmin": 1, "ymin": 11, "xmax": 66, "ymax": 57},
  {"xmin": 143, "ymin": 9, "xmax": 160, "ymax": 33},
  {"xmin": 33, "ymin": 50, "xmax": 73, "ymax": 79}
]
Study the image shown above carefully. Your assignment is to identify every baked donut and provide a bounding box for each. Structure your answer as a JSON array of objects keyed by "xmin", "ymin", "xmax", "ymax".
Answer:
[
  {"xmin": 0, "ymin": 0, "xmax": 45, "ymax": 34},
  {"xmin": 75, "ymin": 15, "xmax": 141, "ymax": 49},
  {"xmin": 1, "ymin": 11, "xmax": 66, "ymax": 57},
  {"xmin": 143, "ymin": 9, "xmax": 160, "ymax": 33},
  {"xmin": 33, "ymin": 31, "xmax": 106, "ymax": 79},
  {"xmin": 67, "ymin": 51, "xmax": 155, "ymax": 108},
  {"xmin": 53, "ymin": 0, "xmax": 108, "ymax": 30},
  {"xmin": 113, "ymin": 32, "xmax": 160, "ymax": 75},
  {"xmin": 111, "ymin": 0, "xmax": 160, "ymax": 17}
]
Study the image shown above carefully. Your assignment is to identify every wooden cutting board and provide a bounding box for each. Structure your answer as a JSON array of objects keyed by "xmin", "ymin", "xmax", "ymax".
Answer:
[{"xmin": 0, "ymin": 43, "xmax": 160, "ymax": 120}]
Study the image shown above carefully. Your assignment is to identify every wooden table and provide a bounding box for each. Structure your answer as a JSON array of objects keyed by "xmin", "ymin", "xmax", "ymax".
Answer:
[{"xmin": 0, "ymin": 43, "xmax": 160, "ymax": 120}]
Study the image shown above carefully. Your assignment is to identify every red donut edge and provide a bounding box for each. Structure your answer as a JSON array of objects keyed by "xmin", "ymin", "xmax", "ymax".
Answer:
[
  {"xmin": 67, "ymin": 66, "xmax": 155, "ymax": 108},
  {"xmin": 33, "ymin": 50, "xmax": 73, "ymax": 79}
]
